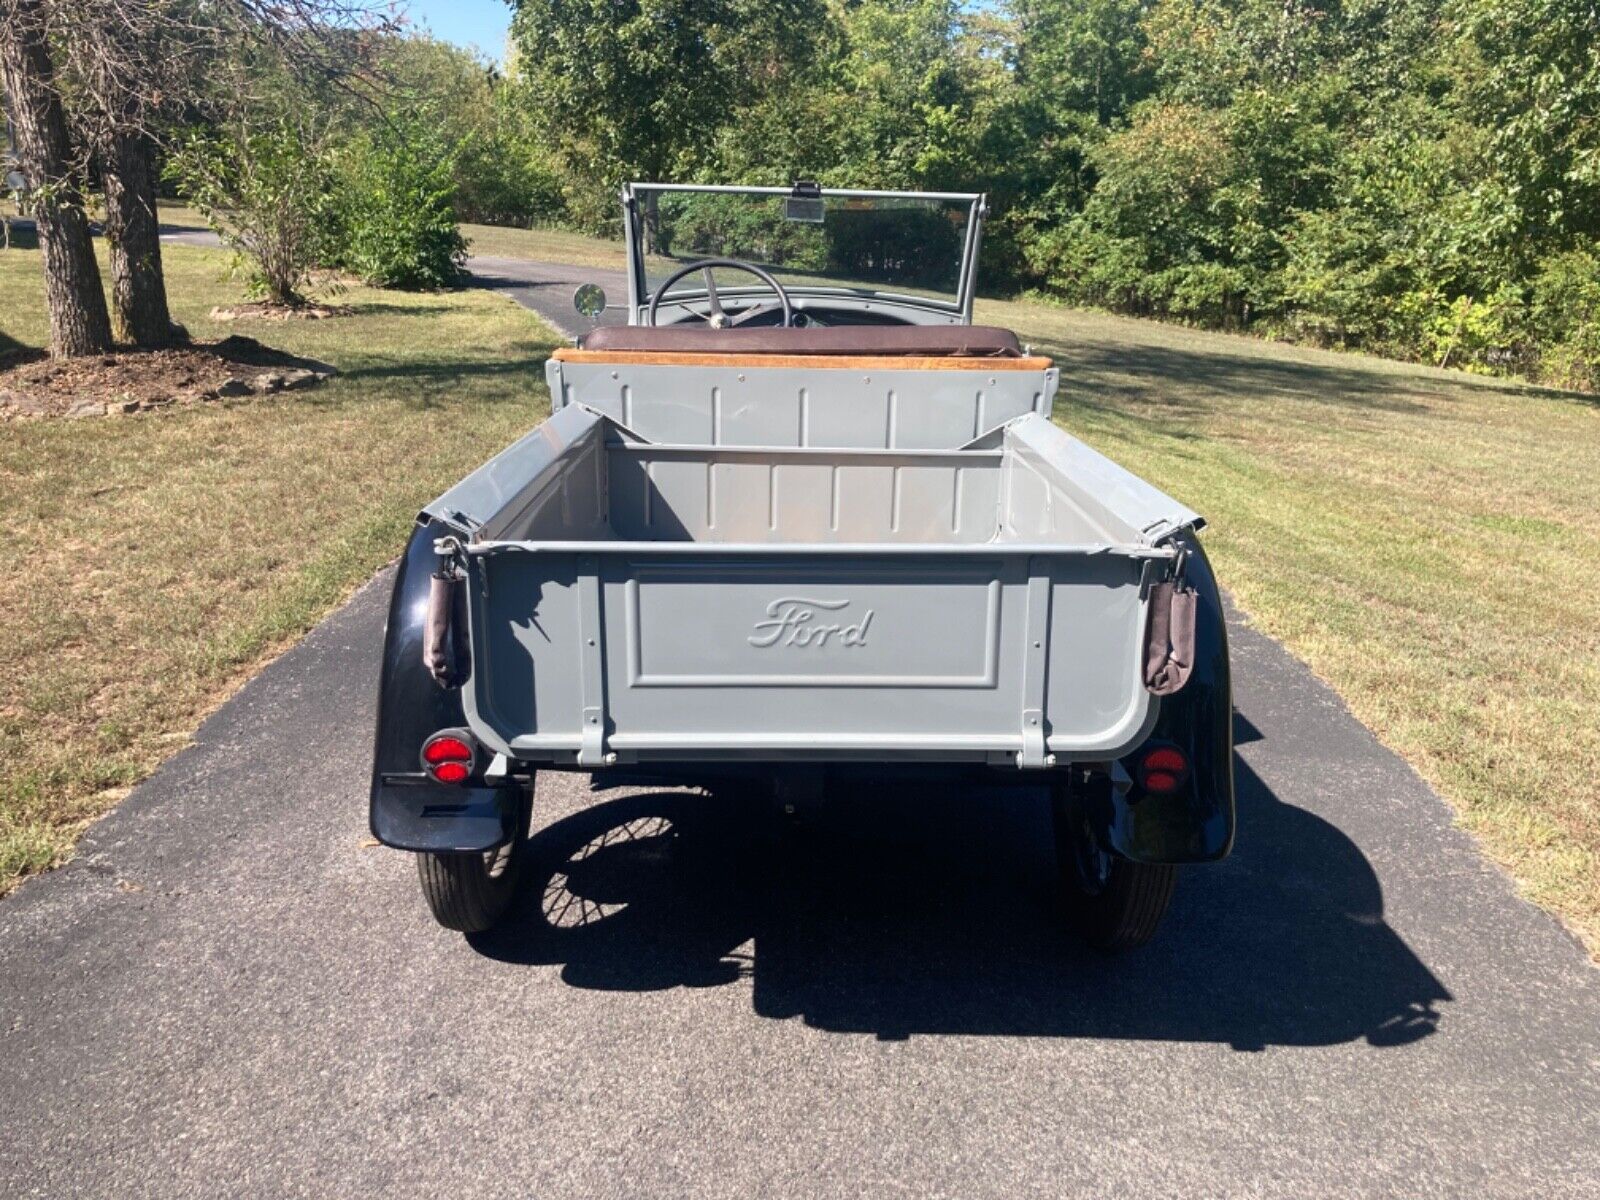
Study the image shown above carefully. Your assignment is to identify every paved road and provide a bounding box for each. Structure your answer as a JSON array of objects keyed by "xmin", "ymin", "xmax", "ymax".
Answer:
[
  {"xmin": 466, "ymin": 254, "xmax": 628, "ymax": 338},
  {"xmin": 2, "ymin": 565, "xmax": 1597, "ymax": 1198},
  {"xmin": 3, "ymin": 226, "xmax": 1595, "ymax": 1196}
]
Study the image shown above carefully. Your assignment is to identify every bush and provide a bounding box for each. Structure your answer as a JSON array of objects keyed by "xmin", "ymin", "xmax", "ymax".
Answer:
[
  {"xmin": 1279, "ymin": 207, "xmax": 1411, "ymax": 349},
  {"xmin": 1025, "ymin": 220, "xmax": 1150, "ymax": 313},
  {"xmin": 331, "ymin": 114, "xmax": 466, "ymax": 290},
  {"xmin": 451, "ymin": 94, "xmax": 569, "ymax": 228},
  {"xmin": 1401, "ymin": 286, "xmax": 1528, "ymax": 375},
  {"xmin": 1529, "ymin": 251, "xmax": 1600, "ymax": 392},
  {"xmin": 1028, "ymin": 103, "xmax": 1268, "ymax": 325},
  {"xmin": 166, "ymin": 117, "xmax": 338, "ymax": 306}
]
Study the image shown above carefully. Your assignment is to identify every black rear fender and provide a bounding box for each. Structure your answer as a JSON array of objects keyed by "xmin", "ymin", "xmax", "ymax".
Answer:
[{"xmin": 368, "ymin": 519, "xmax": 523, "ymax": 854}]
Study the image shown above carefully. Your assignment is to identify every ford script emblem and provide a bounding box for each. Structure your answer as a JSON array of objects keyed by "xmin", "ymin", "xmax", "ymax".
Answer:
[{"xmin": 749, "ymin": 597, "xmax": 874, "ymax": 649}]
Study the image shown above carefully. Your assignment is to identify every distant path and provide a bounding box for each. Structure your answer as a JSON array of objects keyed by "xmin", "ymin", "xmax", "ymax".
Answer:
[
  {"xmin": 158, "ymin": 224, "xmax": 627, "ymax": 338},
  {"xmin": 463, "ymin": 253, "xmax": 628, "ymax": 338}
]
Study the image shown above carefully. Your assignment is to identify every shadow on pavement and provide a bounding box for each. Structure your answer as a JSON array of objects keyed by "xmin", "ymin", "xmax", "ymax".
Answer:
[
  {"xmin": 468, "ymin": 271, "xmax": 578, "ymax": 292},
  {"xmin": 472, "ymin": 728, "xmax": 1450, "ymax": 1049},
  {"xmin": 156, "ymin": 220, "xmax": 212, "ymax": 235}
]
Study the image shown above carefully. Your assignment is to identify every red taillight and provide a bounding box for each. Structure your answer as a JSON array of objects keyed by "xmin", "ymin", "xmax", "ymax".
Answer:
[
  {"xmin": 422, "ymin": 735, "xmax": 473, "ymax": 766},
  {"xmin": 421, "ymin": 731, "xmax": 475, "ymax": 784},
  {"xmin": 1136, "ymin": 744, "xmax": 1189, "ymax": 795}
]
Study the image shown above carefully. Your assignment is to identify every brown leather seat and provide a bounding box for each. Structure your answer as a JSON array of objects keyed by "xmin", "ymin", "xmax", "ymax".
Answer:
[{"xmin": 578, "ymin": 323, "xmax": 1024, "ymax": 357}]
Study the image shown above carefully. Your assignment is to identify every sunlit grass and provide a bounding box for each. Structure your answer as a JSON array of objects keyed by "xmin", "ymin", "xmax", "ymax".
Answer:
[
  {"xmin": 976, "ymin": 298, "xmax": 1600, "ymax": 954},
  {"xmin": 460, "ymin": 222, "xmax": 628, "ymax": 270},
  {"xmin": 0, "ymin": 240, "xmax": 558, "ymax": 889}
]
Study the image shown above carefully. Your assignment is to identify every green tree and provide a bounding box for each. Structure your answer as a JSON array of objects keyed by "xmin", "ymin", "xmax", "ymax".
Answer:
[
  {"xmin": 508, "ymin": 0, "xmax": 820, "ymax": 224},
  {"xmin": 1012, "ymin": 0, "xmax": 1150, "ymax": 126},
  {"xmin": 1449, "ymin": 0, "xmax": 1600, "ymax": 253},
  {"xmin": 375, "ymin": 35, "xmax": 565, "ymax": 226}
]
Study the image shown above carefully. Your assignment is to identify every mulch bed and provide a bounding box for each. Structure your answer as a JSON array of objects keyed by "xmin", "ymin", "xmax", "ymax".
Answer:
[{"xmin": 0, "ymin": 335, "xmax": 338, "ymax": 420}]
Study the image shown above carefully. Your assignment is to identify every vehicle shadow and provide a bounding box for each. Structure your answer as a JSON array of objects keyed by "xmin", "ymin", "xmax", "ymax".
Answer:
[{"xmin": 472, "ymin": 736, "xmax": 1450, "ymax": 1049}]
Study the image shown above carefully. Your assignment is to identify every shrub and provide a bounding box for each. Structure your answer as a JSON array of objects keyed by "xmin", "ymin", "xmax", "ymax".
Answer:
[
  {"xmin": 1529, "ymin": 251, "xmax": 1600, "ymax": 392},
  {"xmin": 451, "ymin": 97, "xmax": 569, "ymax": 228},
  {"xmin": 1025, "ymin": 220, "xmax": 1150, "ymax": 313},
  {"xmin": 331, "ymin": 114, "xmax": 466, "ymax": 290},
  {"xmin": 1399, "ymin": 286, "xmax": 1528, "ymax": 375},
  {"xmin": 166, "ymin": 117, "xmax": 338, "ymax": 306},
  {"xmin": 1028, "ymin": 103, "xmax": 1268, "ymax": 325}
]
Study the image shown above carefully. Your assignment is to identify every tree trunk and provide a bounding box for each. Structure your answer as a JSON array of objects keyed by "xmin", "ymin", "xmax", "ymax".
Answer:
[
  {"xmin": 0, "ymin": 0, "xmax": 114, "ymax": 358},
  {"xmin": 102, "ymin": 130, "xmax": 173, "ymax": 345}
]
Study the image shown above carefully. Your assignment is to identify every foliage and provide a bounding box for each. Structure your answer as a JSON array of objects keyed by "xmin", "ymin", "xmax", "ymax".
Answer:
[
  {"xmin": 374, "ymin": 36, "xmax": 567, "ymax": 228},
  {"xmin": 509, "ymin": 0, "xmax": 820, "ymax": 228},
  {"xmin": 156, "ymin": 0, "xmax": 1600, "ymax": 388},
  {"xmin": 165, "ymin": 114, "xmax": 338, "ymax": 306},
  {"xmin": 1008, "ymin": 0, "xmax": 1600, "ymax": 387},
  {"xmin": 329, "ymin": 113, "xmax": 467, "ymax": 290},
  {"xmin": 1529, "ymin": 250, "xmax": 1600, "ymax": 391}
]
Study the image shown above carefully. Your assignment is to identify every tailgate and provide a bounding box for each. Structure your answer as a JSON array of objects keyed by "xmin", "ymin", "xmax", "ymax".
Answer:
[{"xmin": 460, "ymin": 545, "xmax": 1158, "ymax": 768}]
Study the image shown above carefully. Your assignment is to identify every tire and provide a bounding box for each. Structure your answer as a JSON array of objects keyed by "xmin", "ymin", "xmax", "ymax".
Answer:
[
  {"xmin": 415, "ymin": 787, "xmax": 534, "ymax": 933},
  {"xmin": 1051, "ymin": 780, "xmax": 1177, "ymax": 951}
]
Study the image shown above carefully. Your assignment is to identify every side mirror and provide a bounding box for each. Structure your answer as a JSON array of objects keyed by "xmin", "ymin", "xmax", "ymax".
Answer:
[{"xmin": 573, "ymin": 284, "xmax": 607, "ymax": 320}]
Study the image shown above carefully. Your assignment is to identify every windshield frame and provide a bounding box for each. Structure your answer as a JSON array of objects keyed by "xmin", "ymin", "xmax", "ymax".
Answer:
[{"xmin": 622, "ymin": 183, "xmax": 987, "ymax": 325}]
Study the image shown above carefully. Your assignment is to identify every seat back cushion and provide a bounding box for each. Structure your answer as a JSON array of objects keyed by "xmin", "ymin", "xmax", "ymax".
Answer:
[{"xmin": 578, "ymin": 323, "xmax": 1024, "ymax": 357}]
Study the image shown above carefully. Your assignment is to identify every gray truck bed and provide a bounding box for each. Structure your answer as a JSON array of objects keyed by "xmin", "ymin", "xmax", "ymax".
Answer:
[{"xmin": 424, "ymin": 400, "xmax": 1200, "ymax": 771}]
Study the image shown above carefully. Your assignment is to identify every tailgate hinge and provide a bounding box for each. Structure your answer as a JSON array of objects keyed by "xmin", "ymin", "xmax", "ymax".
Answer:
[
  {"xmin": 1018, "ymin": 565, "xmax": 1055, "ymax": 769},
  {"xmin": 575, "ymin": 556, "xmax": 613, "ymax": 766},
  {"xmin": 1020, "ymin": 708, "xmax": 1050, "ymax": 769}
]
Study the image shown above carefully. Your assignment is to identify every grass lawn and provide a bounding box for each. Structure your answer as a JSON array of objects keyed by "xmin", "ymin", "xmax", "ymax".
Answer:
[
  {"xmin": 460, "ymin": 222, "xmax": 629, "ymax": 271},
  {"xmin": 0, "ymin": 240, "xmax": 559, "ymax": 888},
  {"xmin": 4, "ymin": 219, "xmax": 1598, "ymax": 958},
  {"xmin": 980, "ymin": 299, "xmax": 1600, "ymax": 955}
]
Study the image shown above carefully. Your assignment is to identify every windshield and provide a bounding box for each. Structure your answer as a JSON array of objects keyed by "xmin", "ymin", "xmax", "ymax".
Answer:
[{"xmin": 631, "ymin": 187, "xmax": 979, "ymax": 310}]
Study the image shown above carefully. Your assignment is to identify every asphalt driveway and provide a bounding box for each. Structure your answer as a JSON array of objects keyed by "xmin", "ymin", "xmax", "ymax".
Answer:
[
  {"xmin": 1, "ymin": 563, "xmax": 1596, "ymax": 1198},
  {"xmin": 465, "ymin": 253, "xmax": 628, "ymax": 337}
]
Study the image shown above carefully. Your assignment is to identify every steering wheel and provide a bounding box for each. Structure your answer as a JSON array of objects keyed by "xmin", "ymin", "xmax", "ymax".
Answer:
[{"xmin": 647, "ymin": 258, "xmax": 793, "ymax": 328}]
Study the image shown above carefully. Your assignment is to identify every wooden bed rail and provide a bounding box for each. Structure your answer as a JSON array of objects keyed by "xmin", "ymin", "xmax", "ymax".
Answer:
[{"xmin": 550, "ymin": 348, "xmax": 1055, "ymax": 372}]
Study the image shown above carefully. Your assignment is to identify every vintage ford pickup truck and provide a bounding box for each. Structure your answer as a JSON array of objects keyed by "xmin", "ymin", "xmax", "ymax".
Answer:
[{"xmin": 370, "ymin": 184, "xmax": 1234, "ymax": 949}]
